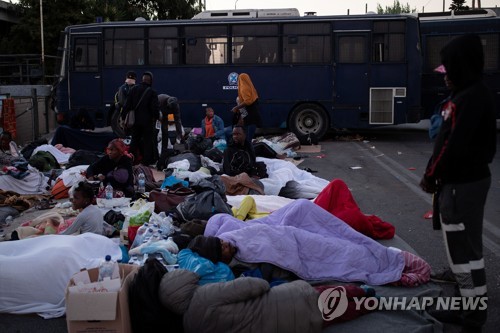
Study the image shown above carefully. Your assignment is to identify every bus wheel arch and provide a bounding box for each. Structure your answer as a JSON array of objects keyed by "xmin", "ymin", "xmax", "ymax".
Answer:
[{"xmin": 288, "ymin": 103, "xmax": 329, "ymax": 139}]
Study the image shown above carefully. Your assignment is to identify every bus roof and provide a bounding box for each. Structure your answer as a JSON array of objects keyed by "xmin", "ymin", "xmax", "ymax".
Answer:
[
  {"xmin": 418, "ymin": 8, "xmax": 497, "ymax": 21},
  {"xmin": 192, "ymin": 8, "xmax": 301, "ymax": 19}
]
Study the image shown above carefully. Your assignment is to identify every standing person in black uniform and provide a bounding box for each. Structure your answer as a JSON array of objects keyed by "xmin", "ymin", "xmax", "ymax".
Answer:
[
  {"xmin": 421, "ymin": 34, "xmax": 496, "ymax": 332},
  {"xmin": 157, "ymin": 94, "xmax": 183, "ymax": 170},
  {"xmin": 123, "ymin": 71, "xmax": 159, "ymax": 165}
]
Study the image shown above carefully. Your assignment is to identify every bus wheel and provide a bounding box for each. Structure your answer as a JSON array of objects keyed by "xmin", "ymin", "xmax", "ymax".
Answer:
[
  {"xmin": 289, "ymin": 104, "xmax": 328, "ymax": 139},
  {"xmin": 111, "ymin": 110, "xmax": 126, "ymax": 138}
]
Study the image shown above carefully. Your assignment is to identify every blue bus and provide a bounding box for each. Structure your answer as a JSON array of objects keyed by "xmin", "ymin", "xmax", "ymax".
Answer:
[
  {"xmin": 419, "ymin": 9, "xmax": 500, "ymax": 119},
  {"xmin": 55, "ymin": 8, "xmax": 423, "ymax": 138}
]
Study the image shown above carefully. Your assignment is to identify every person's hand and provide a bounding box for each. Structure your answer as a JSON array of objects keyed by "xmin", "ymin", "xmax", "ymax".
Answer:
[
  {"xmin": 420, "ymin": 176, "xmax": 436, "ymax": 193},
  {"xmin": 231, "ymin": 107, "xmax": 238, "ymax": 113}
]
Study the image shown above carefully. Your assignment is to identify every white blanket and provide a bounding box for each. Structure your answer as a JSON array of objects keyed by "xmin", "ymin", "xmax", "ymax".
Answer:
[
  {"xmin": 0, "ymin": 233, "xmax": 121, "ymax": 318},
  {"xmin": 33, "ymin": 144, "xmax": 72, "ymax": 165}
]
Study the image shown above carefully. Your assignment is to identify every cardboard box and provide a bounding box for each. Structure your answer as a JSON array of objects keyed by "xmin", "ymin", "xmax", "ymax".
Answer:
[{"xmin": 66, "ymin": 264, "xmax": 138, "ymax": 333}]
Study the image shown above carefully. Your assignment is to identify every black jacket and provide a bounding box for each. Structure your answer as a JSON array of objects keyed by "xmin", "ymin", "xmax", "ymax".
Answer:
[
  {"xmin": 425, "ymin": 35, "xmax": 496, "ymax": 185},
  {"xmin": 123, "ymin": 82, "xmax": 159, "ymax": 126}
]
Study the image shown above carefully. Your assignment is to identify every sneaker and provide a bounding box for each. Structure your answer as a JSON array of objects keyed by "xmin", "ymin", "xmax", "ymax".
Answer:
[{"xmin": 430, "ymin": 268, "xmax": 457, "ymax": 284}]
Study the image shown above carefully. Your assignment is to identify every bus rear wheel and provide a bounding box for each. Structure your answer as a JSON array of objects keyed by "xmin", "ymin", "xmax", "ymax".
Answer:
[{"xmin": 289, "ymin": 104, "xmax": 328, "ymax": 139}]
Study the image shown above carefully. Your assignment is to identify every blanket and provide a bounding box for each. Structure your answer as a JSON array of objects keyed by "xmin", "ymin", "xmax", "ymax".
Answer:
[
  {"xmin": 204, "ymin": 199, "xmax": 405, "ymax": 285},
  {"xmin": 0, "ymin": 233, "xmax": 121, "ymax": 318}
]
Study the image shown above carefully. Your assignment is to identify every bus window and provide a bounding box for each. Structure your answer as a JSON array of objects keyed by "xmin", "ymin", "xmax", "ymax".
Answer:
[
  {"xmin": 424, "ymin": 35, "xmax": 451, "ymax": 71},
  {"xmin": 338, "ymin": 36, "xmax": 366, "ymax": 63},
  {"xmin": 372, "ymin": 21, "xmax": 405, "ymax": 62},
  {"xmin": 283, "ymin": 23, "xmax": 331, "ymax": 63},
  {"xmin": 73, "ymin": 38, "xmax": 98, "ymax": 72},
  {"xmin": 149, "ymin": 27, "xmax": 179, "ymax": 65},
  {"xmin": 104, "ymin": 28, "xmax": 145, "ymax": 66},
  {"xmin": 185, "ymin": 26, "xmax": 227, "ymax": 65},
  {"xmin": 481, "ymin": 34, "xmax": 499, "ymax": 71},
  {"xmin": 232, "ymin": 24, "xmax": 278, "ymax": 64}
]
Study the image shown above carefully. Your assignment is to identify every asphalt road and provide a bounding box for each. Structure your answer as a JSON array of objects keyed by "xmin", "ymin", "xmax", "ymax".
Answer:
[{"xmin": 1, "ymin": 126, "xmax": 499, "ymax": 333}]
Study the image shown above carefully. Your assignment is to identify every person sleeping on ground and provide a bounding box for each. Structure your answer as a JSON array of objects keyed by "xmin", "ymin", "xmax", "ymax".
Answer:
[
  {"xmin": 191, "ymin": 199, "xmax": 431, "ymax": 287},
  {"xmin": 158, "ymin": 268, "xmax": 375, "ymax": 333}
]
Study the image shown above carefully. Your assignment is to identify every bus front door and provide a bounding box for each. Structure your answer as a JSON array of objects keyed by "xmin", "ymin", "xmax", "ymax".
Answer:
[
  {"xmin": 69, "ymin": 35, "xmax": 103, "ymax": 126},
  {"xmin": 333, "ymin": 33, "xmax": 370, "ymax": 127}
]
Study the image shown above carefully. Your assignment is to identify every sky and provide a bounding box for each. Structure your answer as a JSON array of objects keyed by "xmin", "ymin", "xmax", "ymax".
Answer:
[{"xmin": 205, "ymin": 0, "xmax": 498, "ymax": 15}]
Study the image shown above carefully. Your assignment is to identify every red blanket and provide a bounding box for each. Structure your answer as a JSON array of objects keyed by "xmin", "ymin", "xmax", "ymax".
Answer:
[{"xmin": 314, "ymin": 179, "xmax": 395, "ymax": 239}]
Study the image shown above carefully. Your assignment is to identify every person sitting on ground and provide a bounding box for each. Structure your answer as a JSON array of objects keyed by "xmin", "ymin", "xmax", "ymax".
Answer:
[
  {"xmin": 0, "ymin": 131, "xmax": 23, "ymax": 166},
  {"xmin": 85, "ymin": 138, "xmax": 134, "ymax": 197},
  {"xmin": 201, "ymin": 107, "xmax": 225, "ymax": 141},
  {"xmin": 222, "ymin": 126, "xmax": 256, "ymax": 177},
  {"xmin": 69, "ymin": 108, "xmax": 95, "ymax": 131},
  {"xmin": 59, "ymin": 181, "xmax": 104, "ymax": 235}
]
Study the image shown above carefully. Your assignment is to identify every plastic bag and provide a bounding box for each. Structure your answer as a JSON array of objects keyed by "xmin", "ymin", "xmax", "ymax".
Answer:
[{"xmin": 178, "ymin": 249, "xmax": 234, "ymax": 285}]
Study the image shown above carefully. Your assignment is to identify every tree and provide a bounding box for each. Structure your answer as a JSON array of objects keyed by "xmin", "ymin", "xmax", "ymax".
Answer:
[
  {"xmin": 376, "ymin": 0, "xmax": 416, "ymax": 14},
  {"xmin": 450, "ymin": 0, "xmax": 470, "ymax": 11},
  {"xmin": 0, "ymin": 0, "xmax": 202, "ymax": 55}
]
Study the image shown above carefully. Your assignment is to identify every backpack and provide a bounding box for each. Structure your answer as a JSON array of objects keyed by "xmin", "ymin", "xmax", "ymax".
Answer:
[
  {"xmin": 28, "ymin": 151, "xmax": 60, "ymax": 172},
  {"xmin": 175, "ymin": 190, "xmax": 233, "ymax": 223}
]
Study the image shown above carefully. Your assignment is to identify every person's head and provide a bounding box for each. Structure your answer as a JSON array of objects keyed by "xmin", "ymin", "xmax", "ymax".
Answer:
[
  {"xmin": 71, "ymin": 181, "xmax": 95, "ymax": 210},
  {"xmin": 107, "ymin": 139, "xmax": 128, "ymax": 161},
  {"xmin": 439, "ymin": 34, "xmax": 484, "ymax": 91},
  {"xmin": 205, "ymin": 107, "xmax": 214, "ymax": 119},
  {"xmin": 220, "ymin": 239, "xmax": 237, "ymax": 264},
  {"xmin": 237, "ymin": 73, "xmax": 252, "ymax": 86},
  {"xmin": 187, "ymin": 235, "xmax": 237, "ymax": 264},
  {"xmin": 0, "ymin": 131, "xmax": 12, "ymax": 150},
  {"xmin": 142, "ymin": 71, "xmax": 153, "ymax": 85},
  {"xmin": 232, "ymin": 126, "xmax": 246, "ymax": 145},
  {"xmin": 125, "ymin": 71, "xmax": 136, "ymax": 85}
]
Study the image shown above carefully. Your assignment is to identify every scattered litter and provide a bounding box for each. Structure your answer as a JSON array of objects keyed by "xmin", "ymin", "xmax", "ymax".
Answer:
[
  {"xmin": 374, "ymin": 154, "xmax": 384, "ymax": 158},
  {"xmin": 363, "ymin": 140, "xmax": 370, "ymax": 143},
  {"xmin": 349, "ymin": 166, "xmax": 363, "ymax": 170},
  {"xmin": 397, "ymin": 151, "xmax": 402, "ymax": 155},
  {"xmin": 423, "ymin": 210, "xmax": 433, "ymax": 219},
  {"xmin": 370, "ymin": 146, "xmax": 376, "ymax": 149},
  {"xmin": 408, "ymin": 167, "xmax": 416, "ymax": 171},
  {"xmin": 315, "ymin": 154, "xmax": 326, "ymax": 159}
]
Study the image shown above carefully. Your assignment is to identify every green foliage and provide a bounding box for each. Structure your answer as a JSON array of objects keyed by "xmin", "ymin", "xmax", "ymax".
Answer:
[
  {"xmin": 376, "ymin": 0, "xmax": 416, "ymax": 14},
  {"xmin": 0, "ymin": 0, "xmax": 202, "ymax": 56},
  {"xmin": 450, "ymin": 0, "xmax": 470, "ymax": 11}
]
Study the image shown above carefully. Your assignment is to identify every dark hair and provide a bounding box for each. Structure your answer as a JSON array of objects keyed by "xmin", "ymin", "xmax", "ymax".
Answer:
[
  {"xmin": 74, "ymin": 181, "xmax": 95, "ymax": 200},
  {"xmin": 126, "ymin": 71, "xmax": 137, "ymax": 80},
  {"xmin": 233, "ymin": 125, "xmax": 245, "ymax": 132},
  {"xmin": 143, "ymin": 71, "xmax": 153, "ymax": 81}
]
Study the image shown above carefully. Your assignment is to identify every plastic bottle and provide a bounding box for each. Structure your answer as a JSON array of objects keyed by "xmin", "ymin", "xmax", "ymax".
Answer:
[
  {"xmin": 98, "ymin": 255, "xmax": 117, "ymax": 281},
  {"xmin": 105, "ymin": 184, "xmax": 113, "ymax": 200},
  {"xmin": 137, "ymin": 172, "xmax": 146, "ymax": 193}
]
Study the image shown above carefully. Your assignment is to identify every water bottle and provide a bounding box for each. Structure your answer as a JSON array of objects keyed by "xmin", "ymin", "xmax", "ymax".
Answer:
[
  {"xmin": 105, "ymin": 184, "xmax": 113, "ymax": 200},
  {"xmin": 137, "ymin": 172, "xmax": 146, "ymax": 193},
  {"xmin": 98, "ymin": 255, "xmax": 117, "ymax": 281}
]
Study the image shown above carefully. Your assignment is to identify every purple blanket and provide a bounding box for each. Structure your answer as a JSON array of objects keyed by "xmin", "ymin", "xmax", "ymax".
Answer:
[{"xmin": 205, "ymin": 199, "xmax": 405, "ymax": 285}]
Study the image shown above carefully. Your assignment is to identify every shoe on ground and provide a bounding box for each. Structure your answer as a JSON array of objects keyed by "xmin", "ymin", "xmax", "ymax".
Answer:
[
  {"xmin": 430, "ymin": 268, "xmax": 457, "ymax": 284},
  {"xmin": 428, "ymin": 309, "xmax": 463, "ymax": 325}
]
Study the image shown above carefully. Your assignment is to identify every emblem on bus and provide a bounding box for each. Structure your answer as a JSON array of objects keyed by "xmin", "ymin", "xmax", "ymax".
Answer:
[{"xmin": 223, "ymin": 72, "xmax": 239, "ymax": 90}]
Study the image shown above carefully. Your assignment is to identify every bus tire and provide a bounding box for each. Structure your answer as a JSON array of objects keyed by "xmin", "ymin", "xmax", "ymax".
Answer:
[
  {"xmin": 289, "ymin": 104, "xmax": 328, "ymax": 139},
  {"xmin": 110, "ymin": 109, "xmax": 126, "ymax": 138}
]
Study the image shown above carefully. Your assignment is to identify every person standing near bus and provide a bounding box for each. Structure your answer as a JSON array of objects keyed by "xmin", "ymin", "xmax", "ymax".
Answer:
[
  {"xmin": 231, "ymin": 73, "xmax": 262, "ymax": 142},
  {"xmin": 123, "ymin": 71, "xmax": 159, "ymax": 166},
  {"xmin": 115, "ymin": 71, "xmax": 137, "ymax": 114},
  {"xmin": 420, "ymin": 34, "xmax": 496, "ymax": 332}
]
